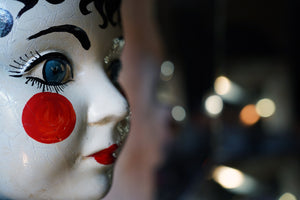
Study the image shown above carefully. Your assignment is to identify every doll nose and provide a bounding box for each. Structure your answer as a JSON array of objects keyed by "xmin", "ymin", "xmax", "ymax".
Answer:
[{"xmin": 82, "ymin": 66, "xmax": 128, "ymax": 124}]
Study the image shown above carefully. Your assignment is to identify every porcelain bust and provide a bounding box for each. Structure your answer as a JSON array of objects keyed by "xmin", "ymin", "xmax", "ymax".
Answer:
[{"xmin": 0, "ymin": 0, "xmax": 129, "ymax": 199}]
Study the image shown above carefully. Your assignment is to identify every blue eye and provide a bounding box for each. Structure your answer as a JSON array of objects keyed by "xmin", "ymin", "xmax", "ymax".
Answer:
[
  {"xmin": 9, "ymin": 52, "xmax": 73, "ymax": 93},
  {"xmin": 43, "ymin": 58, "xmax": 68, "ymax": 83}
]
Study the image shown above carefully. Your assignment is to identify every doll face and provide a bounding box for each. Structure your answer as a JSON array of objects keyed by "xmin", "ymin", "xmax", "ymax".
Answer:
[{"xmin": 0, "ymin": 0, "xmax": 129, "ymax": 199}]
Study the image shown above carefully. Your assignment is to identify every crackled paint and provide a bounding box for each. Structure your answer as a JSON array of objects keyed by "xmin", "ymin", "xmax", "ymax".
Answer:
[{"xmin": 0, "ymin": 0, "xmax": 128, "ymax": 199}]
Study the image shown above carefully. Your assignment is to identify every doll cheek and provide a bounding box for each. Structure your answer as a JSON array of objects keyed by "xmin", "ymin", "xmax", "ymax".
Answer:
[{"xmin": 22, "ymin": 92, "xmax": 76, "ymax": 144}]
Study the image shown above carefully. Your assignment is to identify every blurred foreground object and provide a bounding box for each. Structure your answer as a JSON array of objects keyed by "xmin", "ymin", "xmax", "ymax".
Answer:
[{"xmin": 104, "ymin": 0, "xmax": 174, "ymax": 199}]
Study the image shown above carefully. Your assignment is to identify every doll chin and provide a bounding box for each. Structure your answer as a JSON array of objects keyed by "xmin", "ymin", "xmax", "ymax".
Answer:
[
  {"xmin": 0, "ymin": 171, "xmax": 112, "ymax": 200},
  {"xmin": 47, "ymin": 171, "xmax": 113, "ymax": 200}
]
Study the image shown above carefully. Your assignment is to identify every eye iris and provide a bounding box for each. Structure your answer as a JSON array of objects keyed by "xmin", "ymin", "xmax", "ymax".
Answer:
[{"xmin": 44, "ymin": 59, "xmax": 67, "ymax": 83}]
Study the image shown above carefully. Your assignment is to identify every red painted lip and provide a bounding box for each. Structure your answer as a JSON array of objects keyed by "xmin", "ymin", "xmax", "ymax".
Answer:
[{"xmin": 88, "ymin": 144, "xmax": 119, "ymax": 165}]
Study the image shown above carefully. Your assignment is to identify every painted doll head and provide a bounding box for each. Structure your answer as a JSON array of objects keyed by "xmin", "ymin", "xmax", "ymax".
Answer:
[{"xmin": 0, "ymin": 0, "xmax": 129, "ymax": 199}]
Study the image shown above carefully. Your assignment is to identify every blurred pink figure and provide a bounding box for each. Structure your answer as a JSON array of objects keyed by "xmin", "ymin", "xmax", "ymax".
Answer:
[{"xmin": 104, "ymin": 0, "xmax": 172, "ymax": 199}]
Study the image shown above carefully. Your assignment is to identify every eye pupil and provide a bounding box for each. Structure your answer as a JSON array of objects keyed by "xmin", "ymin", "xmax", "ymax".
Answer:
[
  {"xmin": 51, "ymin": 65, "xmax": 62, "ymax": 74},
  {"xmin": 43, "ymin": 59, "xmax": 68, "ymax": 83}
]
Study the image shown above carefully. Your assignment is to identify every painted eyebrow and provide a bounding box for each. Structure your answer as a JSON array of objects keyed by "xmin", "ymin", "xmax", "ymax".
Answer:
[{"xmin": 27, "ymin": 24, "xmax": 91, "ymax": 50}]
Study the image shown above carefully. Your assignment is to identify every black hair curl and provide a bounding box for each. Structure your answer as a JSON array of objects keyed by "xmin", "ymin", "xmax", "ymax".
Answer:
[
  {"xmin": 80, "ymin": 0, "xmax": 121, "ymax": 28},
  {"xmin": 14, "ymin": 0, "xmax": 121, "ymax": 29}
]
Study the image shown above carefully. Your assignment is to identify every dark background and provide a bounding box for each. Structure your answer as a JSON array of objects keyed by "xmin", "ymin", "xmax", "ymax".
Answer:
[{"xmin": 155, "ymin": 0, "xmax": 300, "ymax": 199}]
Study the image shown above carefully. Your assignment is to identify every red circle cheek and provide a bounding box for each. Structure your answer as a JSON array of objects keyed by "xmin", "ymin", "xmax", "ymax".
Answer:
[{"xmin": 22, "ymin": 92, "xmax": 76, "ymax": 144}]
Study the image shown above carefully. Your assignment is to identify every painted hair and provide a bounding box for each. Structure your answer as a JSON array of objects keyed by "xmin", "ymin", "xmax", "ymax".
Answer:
[
  {"xmin": 15, "ymin": 0, "xmax": 121, "ymax": 28},
  {"xmin": 80, "ymin": 0, "xmax": 121, "ymax": 28}
]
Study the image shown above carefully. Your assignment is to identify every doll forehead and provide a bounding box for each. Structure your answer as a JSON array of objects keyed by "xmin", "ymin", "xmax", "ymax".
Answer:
[
  {"xmin": 13, "ymin": 0, "xmax": 121, "ymax": 29},
  {"xmin": 0, "ymin": 0, "xmax": 121, "ymax": 50},
  {"xmin": 0, "ymin": 0, "xmax": 121, "ymax": 41}
]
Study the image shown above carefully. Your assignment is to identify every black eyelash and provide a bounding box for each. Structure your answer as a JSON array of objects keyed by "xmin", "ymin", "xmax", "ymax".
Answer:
[
  {"xmin": 25, "ymin": 77, "xmax": 72, "ymax": 93},
  {"xmin": 9, "ymin": 51, "xmax": 42, "ymax": 76}
]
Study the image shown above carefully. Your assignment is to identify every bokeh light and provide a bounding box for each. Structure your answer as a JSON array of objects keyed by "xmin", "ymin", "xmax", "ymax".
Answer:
[
  {"xmin": 160, "ymin": 61, "xmax": 175, "ymax": 81},
  {"xmin": 171, "ymin": 106, "xmax": 186, "ymax": 122},
  {"xmin": 240, "ymin": 104, "xmax": 260, "ymax": 126},
  {"xmin": 212, "ymin": 166, "xmax": 245, "ymax": 189},
  {"xmin": 205, "ymin": 95, "xmax": 223, "ymax": 116},
  {"xmin": 214, "ymin": 76, "xmax": 232, "ymax": 95},
  {"xmin": 279, "ymin": 193, "xmax": 297, "ymax": 200},
  {"xmin": 256, "ymin": 98, "xmax": 276, "ymax": 118}
]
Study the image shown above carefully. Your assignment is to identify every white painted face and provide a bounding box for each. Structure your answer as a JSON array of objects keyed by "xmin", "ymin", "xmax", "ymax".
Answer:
[{"xmin": 0, "ymin": 0, "xmax": 129, "ymax": 199}]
